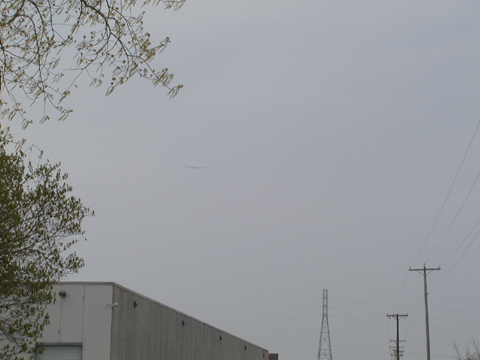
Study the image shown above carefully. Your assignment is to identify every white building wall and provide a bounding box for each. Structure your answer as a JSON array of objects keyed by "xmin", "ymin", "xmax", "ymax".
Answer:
[
  {"xmin": 39, "ymin": 282, "xmax": 269, "ymax": 360},
  {"xmin": 39, "ymin": 283, "xmax": 114, "ymax": 360}
]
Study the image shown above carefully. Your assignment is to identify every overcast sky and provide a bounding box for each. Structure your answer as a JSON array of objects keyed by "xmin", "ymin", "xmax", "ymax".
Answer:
[{"xmin": 8, "ymin": 1, "xmax": 480, "ymax": 360}]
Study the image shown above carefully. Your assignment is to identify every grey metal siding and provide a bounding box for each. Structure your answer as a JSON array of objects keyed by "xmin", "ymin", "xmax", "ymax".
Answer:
[{"xmin": 110, "ymin": 284, "xmax": 268, "ymax": 360}]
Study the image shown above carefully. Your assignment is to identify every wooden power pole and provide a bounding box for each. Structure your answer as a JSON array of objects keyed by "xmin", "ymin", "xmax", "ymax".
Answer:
[
  {"xmin": 409, "ymin": 264, "xmax": 440, "ymax": 360},
  {"xmin": 387, "ymin": 313, "xmax": 408, "ymax": 360}
]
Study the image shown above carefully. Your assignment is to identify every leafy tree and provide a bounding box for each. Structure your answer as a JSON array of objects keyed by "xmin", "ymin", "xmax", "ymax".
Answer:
[
  {"xmin": 0, "ymin": 126, "xmax": 92, "ymax": 359},
  {"xmin": 0, "ymin": 0, "xmax": 186, "ymax": 127}
]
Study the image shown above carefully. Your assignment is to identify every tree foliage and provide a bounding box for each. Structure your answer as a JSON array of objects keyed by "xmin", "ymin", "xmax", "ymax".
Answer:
[
  {"xmin": 0, "ymin": 0, "xmax": 185, "ymax": 127},
  {"xmin": 0, "ymin": 126, "xmax": 92, "ymax": 359}
]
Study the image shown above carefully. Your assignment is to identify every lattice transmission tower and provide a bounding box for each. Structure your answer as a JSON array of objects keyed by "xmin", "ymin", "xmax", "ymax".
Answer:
[{"xmin": 317, "ymin": 289, "xmax": 333, "ymax": 360}]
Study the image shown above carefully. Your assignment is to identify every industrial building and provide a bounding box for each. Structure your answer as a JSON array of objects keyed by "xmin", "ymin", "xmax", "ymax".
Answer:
[{"xmin": 36, "ymin": 282, "xmax": 272, "ymax": 360}]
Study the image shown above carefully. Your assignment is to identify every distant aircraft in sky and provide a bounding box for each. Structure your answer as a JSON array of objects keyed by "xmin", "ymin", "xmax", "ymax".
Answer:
[{"xmin": 183, "ymin": 165, "xmax": 210, "ymax": 169}]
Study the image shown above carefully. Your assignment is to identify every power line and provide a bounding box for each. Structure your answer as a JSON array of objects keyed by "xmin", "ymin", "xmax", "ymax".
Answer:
[
  {"xmin": 426, "ymin": 165, "xmax": 480, "ymax": 263},
  {"xmin": 430, "ymin": 225, "xmax": 480, "ymax": 293},
  {"xmin": 440, "ymin": 215, "xmax": 480, "ymax": 266},
  {"xmin": 397, "ymin": 274, "xmax": 421, "ymax": 314},
  {"xmin": 391, "ymin": 272, "xmax": 410, "ymax": 312},
  {"xmin": 411, "ymin": 119, "xmax": 480, "ymax": 265},
  {"xmin": 405, "ymin": 298, "xmax": 424, "ymax": 336}
]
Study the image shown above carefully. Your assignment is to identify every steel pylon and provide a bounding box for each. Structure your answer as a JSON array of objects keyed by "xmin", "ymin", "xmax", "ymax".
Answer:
[{"xmin": 317, "ymin": 289, "xmax": 333, "ymax": 360}]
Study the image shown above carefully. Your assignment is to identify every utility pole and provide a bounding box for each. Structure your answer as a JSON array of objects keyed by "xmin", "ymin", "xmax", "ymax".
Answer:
[
  {"xmin": 409, "ymin": 264, "xmax": 440, "ymax": 360},
  {"xmin": 317, "ymin": 289, "xmax": 333, "ymax": 360},
  {"xmin": 387, "ymin": 314, "xmax": 408, "ymax": 360}
]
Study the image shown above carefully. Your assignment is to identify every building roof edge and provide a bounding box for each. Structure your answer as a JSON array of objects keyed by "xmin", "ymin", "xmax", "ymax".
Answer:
[{"xmin": 55, "ymin": 281, "xmax": 269, "ymax": 353}]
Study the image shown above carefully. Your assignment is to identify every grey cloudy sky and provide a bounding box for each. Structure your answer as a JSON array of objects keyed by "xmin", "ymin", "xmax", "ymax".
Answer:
[{"xmin": 9, "ymin": 1, "xmax": 480, "ymax": 360}]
